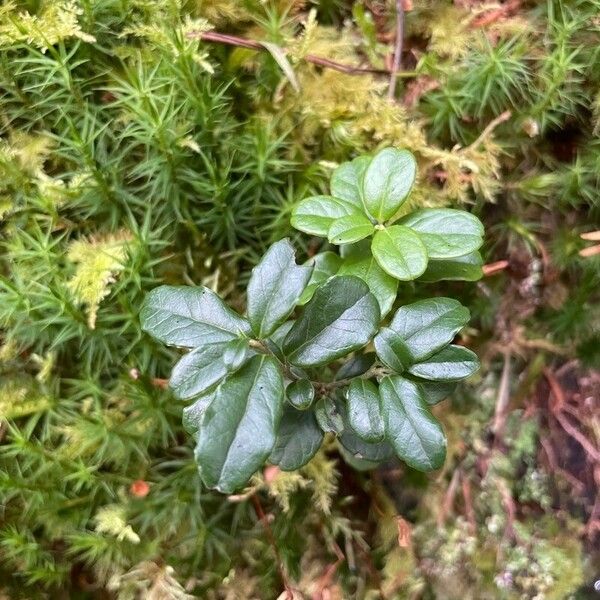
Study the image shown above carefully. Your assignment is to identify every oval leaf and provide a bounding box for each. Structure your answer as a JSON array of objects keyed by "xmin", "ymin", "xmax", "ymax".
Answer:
[
  {"xmin": 141, "ymin": 285, "xmax": 250, "ymax": 349},
  {"xmin": 361, "ymin": 148, "xmax": 416, "ymax": 222},
  {"xmin": 330, "ymin": 156, "xmax": 371, "ymax": 208},
  {"xmin": 328, "ymin": 214, "xmax": 374, "ymax": 245},
  {"xmin": 380, "ymin": 376, "xmax": 446, "ymax": 471},
  {"xmin": 291, "ymin": 195, "xmax": 361, "ymax": 237},
  {"xmin": 371, "ymin": 226, "xmax": 428, "ymax": 281},
  {"xmin": 182, "ymin": 394, "xmax": 213, "ymax": 439},
  {"xmin": 283, "ymin": 276, "xmax": 380, "ymax": 367},
  {"xmin": 389, "ymin": 298, "xmax": 470, "ymax": 362},
  {"xmin": 408, "ymin": 345, "xmax": 480, "ymax": 381},
  {"xmin": 338, "ymin": 252, "xmax": 398, "ymax": 317},
  {"xmin": 269, "ymin": 405, "xmax": 324, "ymax": 471},
  {"xmin": 314, "ymin": 397, "xmax": 344, "ymax": 434},
  {"xmin": 373, "ymin": 327, "xmax": 412, "ymax": 373},
  {"xmin": 399, "ymin": 209, "xmax": 484, "ymax": 259},
  {"xmin": 418, "ymin": 251, "xmax": 483, "ymax": 282},
  {"xmin": 299, "ymin": 252, "xmax": 341, "ymax": 304},
  {"xmin": 247, "ymin": 239, "xmax": 311, "ymax": 338},
  {"xmin": 195, "ymin": 355, "xmax": 284, "ymax": 493},
  {"xmin": 416, "ymin": 380, "xmax": 457, "ymax": 406},
  {"xmin": 171, "ymin": 342, "xmax": 229, "ymax": 400},
  {"xmin": 347, "ymin": 379, "xmax": 385, "ymax": 442},
  {"xmin": 286, "ymin": 379, "xmax": 315, "ymax": 410}
]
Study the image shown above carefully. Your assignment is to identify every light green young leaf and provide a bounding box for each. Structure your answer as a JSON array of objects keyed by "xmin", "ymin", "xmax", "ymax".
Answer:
[
  {"xmin": 284, "ymin": 276, "xmax": 380, "ymax": 367},
  {"xmin": 291, "ymin": 195, "xmax": 361, "ymax": 237},
  {"xmin": 371, "ymin": 225, "xmax": 428, "ymax": 280},
  {"xmin": 195, "ymin": 355, "xmax": 284, "ymax": 493},
  {"xmin": 361, "ymin": 148, "xmax": 416, "ymax": 222},
  {"xmin": 269, "ymin": 405, "xmax": 324, "ymax": 471},
  {"xmin": 346, "ymin": 379, "xmax": 385, "ymax": 442},
  {"xmin": 330, "ymin": 155, "xmax": 371, "ymax": 208},
  {"xmin": 299, "ymin": 252, "xmax": 341, "ymax": 304},
  {"xmin": 389, "ymin": 298, "xmax": 470, "ymax": 362},
  {"xmin": 380, "ymin": 376, "xmax": 446, "ymax": 471},
  {"xmin": 259, "ymin": 41, "xmax": 300, "ymax": 92},
  {"xmin": 141, "ymin": 285, "xmax": 250, "ymax": 349},
  {"xmin": 399, "ymin": 209, "xmax": 484, "ymax": 259},
  {"xmin": 408, "ymin": 345, "xmax": 480, "ymax": 381},
  {"xmin": 338, "ymin": 252, "xmax": 398, "ymax": 317},
  {"xmin": 328, "ymin": 214, "xmax": 374, "ymax": 245},
  {"xmin": 418, "ymin": 251, "xmax": 483, "ymax": 282},
  {"xmin": 247, "ymin": 239, "xmax": 311, "ymax": 338}
]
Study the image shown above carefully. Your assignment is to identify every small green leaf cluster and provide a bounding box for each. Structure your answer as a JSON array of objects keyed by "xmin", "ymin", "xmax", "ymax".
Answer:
[
  {"xmin": 291, "ymin": 147, "xmax": 485, "ymax": 297},
  {"xmin": 141, "ymin": 149, "xmax": 482, "ymax": 493}
]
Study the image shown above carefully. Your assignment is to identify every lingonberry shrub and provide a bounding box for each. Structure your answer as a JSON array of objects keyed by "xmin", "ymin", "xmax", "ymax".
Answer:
[{"xmin": 141, "ymin": 148, "xmax": 484, "ymax": 493}]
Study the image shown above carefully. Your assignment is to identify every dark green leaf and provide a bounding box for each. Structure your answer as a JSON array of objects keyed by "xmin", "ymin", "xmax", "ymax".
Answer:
[
  {"xmin": 299, "ymin": 252, "xmax": 341, "ymax": 304},
  {"xmin": 380, "ymin": 376, "xmax": 446, "ymax": 470},
  {"xmin": 330, "ymin": 156, "xmax": 371, "ymax": 208},
  {"xmin": 291, "ymin": 195, "xmax": 361, "ymax": 237},
  {"xmin": 346, "ymin": 379, "xmax": 385, "ymax": 442},
  {"xmin": 335, "ymin": 352, "xmax": 376, "ymax": 380},
  {"xmin": 415, "ymin": 380, "xmax": 457, "ymax": 406},
  {"xmin": 314, "ymin": 397, "xmax": 344, "ymax": 434},
  {"xmin": 339, "ymin": 252, "xmax": 398, "ymax": 317},
  {"xmin": 339, "ymin": 429, "xmax": 394, "ymax": 462},
  {"xmin": 182, "ymin": 394, "xmax": 213, "ymax": 439},
  {"xmin": 328, "ymin": 214, "xmax": 374, "ymax": 245},
  {"xmin": 247, "ymin": 239, "xmax": 311, "ymax": 338},
  {"xmin": 286, "ymin": 379, "xmax": 315, "ymax": 410},
  {"xmin": 265, "ymin": 321, "xmax": 294, "ymax": 362},
  {"xmin": 195, "ymin": 355, "xmax": 284, "ymax": 493},
  {"xmin": 408, "ymin": 345, "xmax": 480, "ymax": 381},
  {"xmin": 373, "ymin": 327, "xmax": 412, "ymax": 373},
  {"xmin": 269, "ymin": 406, "xmax": 324, "ymax": 471},
  {"xmin": 170, "ymin": 342, "xmax": 230, "ymax": 400},
  {"xmin": 399, "ymin": 209, "xmax": 484, "ymax": 259},
  {"xmin": 223, "ymin": 339, "xmax": 251, "ymax": 371},
  {"xmin": 418, "ymin": 251, "xmax": 483, "ymax": 282},
  {"xmin": 389, "ymin": 298, "xmax": 470, "ymax": 362},
  {"xmin": 283, "ymin": 276, "xmax": 380, "ymax": 367},
  {"xmin": 141, "ymin": 285, "xmax": 250, "ymax": 349},
  {"xmin": 371, "ymin": 226, "xmax": 428, "ymax": 281},
  {"xmin": 361, "ymin": 148, "xmax": 416, "ymax": 222}
]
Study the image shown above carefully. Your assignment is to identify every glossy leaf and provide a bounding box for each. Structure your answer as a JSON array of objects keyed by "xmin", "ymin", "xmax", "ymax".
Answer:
[
  {"xmin": 400, "ymin": 209, "xmax": 484, "ymax": 259},
  {"xmin": 283, "ymin": 276, "xmax": 380, "ymax": 367},
  {"xmin": 299, "ymin": 252, "xmax": 341, "ymax": 304},
  {"xmin": 141, "ymin": 285, "xmax": 250, "ymax": 349},
  {"xmin": 418, "ymin": 251, "xmax": 483, "ymax": 282},
  {"xmin": 286, "ymin": 379, "xmax": 315, "ymax": 410},
  {"xmin": 408, "ymin": 345, "xmax": 480, "ymax": 381},
  {"xmin": 335, "ymin": 352, "xmax": 376, "ymax": 380},
  {"xmin": 182, "ymin": 394, "xmax": 213, "ymax": 439},
  {"xmin": 361, "ymin": 148, "xmax": 416, "ymax": 222},
  {"xmin": 346, "ymin": 379, "xmax": 385, "ymax": 442},
  {"xmin": 328, "ymin": 214, "xmax": 374, "ymax": 245},
  {"xmin": 170, "ymin": 342, "xmax": 230, "ymax": 400},
  {"xmin": 339, "ymin": 253, "xmax": 398, "ymax": 317},
  {"xmin": 339, "ymin": 427, "xmax": 394, "ymax": 462},
  {"xmin": 371, "ymin": 226, "xmax": 428, "ymax": 280},
  {"xmin": 389, "ymin": 298, "xmax": 470, "ymax": 362},
  {"xmin": 380, "ymin": 376, "xmax": 446, "ymax": 471},
  {"xmin": 246, "ymin": 239, "xmax": 311, "ymax": 338},
  {"xmin": 195, "ymin": 355, "xmax": 284, "ymax": 493},
  {"xmin": 416, "ymin": 380, "xmax": 457, "ymax": 406},
  {"xmin": 223, "ymin": 339, "xmax": 251, "ymax": 371},
  {"xmin": 314, "ymin": 397, "xmax": 344, "ymax": 434},
  {"xmin": 291, "ymin": 195, "xmax": 361, "ymax": 237},
  {"xmin": 269, "ymin": 406, "xmax": 324, "ymax": 471},
  {"xmin": 373, "ymin": 327, "xmax": 412, "ymax": 373},
  {"xmin": 330, "ymin": 156, "xmax": 371, "ymax": 208}
]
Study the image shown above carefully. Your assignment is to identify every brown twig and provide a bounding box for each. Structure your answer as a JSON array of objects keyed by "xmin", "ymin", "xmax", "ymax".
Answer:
[
  {"xmin": 483, "ymin": 260, "xmax": 510, "ymax": 276},
  {"xmin": 189, "ymin": 30, "xmax": 397, "ymax": 76},
  {"xmin": 387, "ymin": 0, "xmax": 405, "ymax": 99},
  {"xmin": 251, "ymin": 494, "xmax": 293, "ymax": 596},
  {"xmin": 460, "ymin": 473, "xmax": 477, "ymax": 535},
  {"xmin": 461, "ymin": 110, "xmax": 512, "ymax": 152},
  {"xmin": 492, "ymin": 351, "xmax": 512, "ymax": 436}
]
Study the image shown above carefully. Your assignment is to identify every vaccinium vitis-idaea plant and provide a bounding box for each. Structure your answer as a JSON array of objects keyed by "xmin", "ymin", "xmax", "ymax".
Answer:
[{"xmin": 141, "ymin": 148, "xmax": 483, "ymax": 493}]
